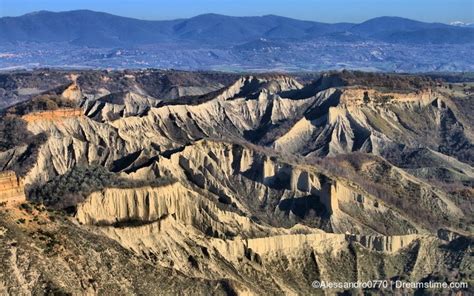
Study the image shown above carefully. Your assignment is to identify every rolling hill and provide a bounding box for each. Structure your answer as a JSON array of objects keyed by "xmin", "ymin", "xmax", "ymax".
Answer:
[{"xmin": 1, "ymin": 10, "xmax": 473, "ymax": 46}]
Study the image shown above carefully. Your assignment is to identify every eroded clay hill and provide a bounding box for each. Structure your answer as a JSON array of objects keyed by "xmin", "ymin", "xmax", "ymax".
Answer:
[
  {"xmin": 0, "ymin": 70, "xmax": 472, "ymax": 294},
  {"xmin": 0, "ymin": 171, "xmax": 25, "ymax": 204}
]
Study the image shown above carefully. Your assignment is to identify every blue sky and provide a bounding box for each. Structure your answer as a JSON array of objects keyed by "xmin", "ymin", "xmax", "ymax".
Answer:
[{"xmin": 1, "ymin": 0, "xmax": 473, "ymax": 23}]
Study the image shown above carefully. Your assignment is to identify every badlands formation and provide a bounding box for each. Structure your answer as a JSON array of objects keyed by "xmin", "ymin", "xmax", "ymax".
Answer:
[
  {"xmin": 0, "ymin": 171, "xmax": 25, "ymax": 205},
  {"xmin": 0, "ymin": 70, "xmax": 472, "ymax": 294}
]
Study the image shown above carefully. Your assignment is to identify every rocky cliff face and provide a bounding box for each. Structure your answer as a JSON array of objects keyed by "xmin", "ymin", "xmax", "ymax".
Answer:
[
  {"xmin": 73, "ymin": 181, "xmax": 468, "ymax": 295},
  {"xmin": 0, "ymin": 171, "xmax": 25, "ymax": 204},
  {"xmin": 22, "ymin": 73, "xmax": 471, "ymax": 184},
  {"xmin": 61, "ymin": 80, "xmax": 83, "ymax": 102},
  {"xmin": 21, "ymin": 108, "xmax": 83, "ymax": 123},
  {"xmin": 0, "ymin": 70, "xmax": 472, "ymax": 294},
  {"xmin": 154, "ymin": 140, "xmax": 422, "ymax": 235}
]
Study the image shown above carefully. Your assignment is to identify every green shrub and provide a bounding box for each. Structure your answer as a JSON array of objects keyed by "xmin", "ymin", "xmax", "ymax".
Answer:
[
  {"xmin": 29, "ymin": 165, "xmax": 175, "ymax": 211},
  {"xmin": 5, "ymin": 94, "xmax": 77, "ymax": 116},
  {"xmin": 0, "ymin": 116, "xmax": 48, "ymax": 176}
]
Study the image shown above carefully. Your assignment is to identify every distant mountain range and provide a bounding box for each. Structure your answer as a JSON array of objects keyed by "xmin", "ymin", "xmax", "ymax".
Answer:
[
  {"xmin": 1, "ymin": 10, "xmax": 473, "ymax": 47},
  {"xmin": 450, "ymin": 21, "xmax": 474, "ymax": 27},
  {"xmin": 0, "ymin": 10, "xmax": 473, "ymax": 72}
]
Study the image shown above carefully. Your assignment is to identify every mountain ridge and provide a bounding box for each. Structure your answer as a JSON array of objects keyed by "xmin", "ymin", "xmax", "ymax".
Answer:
[{"xmin": 1, "ymin": 10, "xmax": 472, "ymax": 46}]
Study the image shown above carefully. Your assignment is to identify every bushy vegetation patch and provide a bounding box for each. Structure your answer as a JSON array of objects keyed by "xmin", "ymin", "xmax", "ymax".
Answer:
[
  {"xmin": 5, "ymin": 94, "xmax": 77, "ymax": 116},
  {"xmin": 29, "ymin": 165, "xmax": 175, "ymax": 211},
  {"xmin": 0, "ymin": 115, "xmax": 48, "ymax": 176}
]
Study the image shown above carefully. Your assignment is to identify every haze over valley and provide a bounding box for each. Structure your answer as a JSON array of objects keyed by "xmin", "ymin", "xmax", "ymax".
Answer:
[{"xmin": 1, "ymin": 10, "xmax": 473, "ymax": 72}]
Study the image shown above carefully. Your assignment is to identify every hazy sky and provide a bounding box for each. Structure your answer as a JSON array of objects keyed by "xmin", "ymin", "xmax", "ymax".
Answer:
[{"xmin": 1, "ymin": 0, "xmax": 473, "ymax": 23}]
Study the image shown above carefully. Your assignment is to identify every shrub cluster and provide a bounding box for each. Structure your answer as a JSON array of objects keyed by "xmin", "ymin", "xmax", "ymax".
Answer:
[
  {"xmin": 325, "ymin": 70, "xmax": 437, "ymax": 92},
  {"xmin": 0, "ymin": 116, "xmax": 47, "ymax": 175},
  {"xmin": 0, "ymin": 116, "xmax": 35, "ymax": 151},
  {"xmin": 29, "ymin": 165, "xmax": 175, "ymax": 211},
  {"xmin": 5, "ymin": 94, "xmax": 76, "ymax": 116},
  {"xmin": 311, "ymin": 153, "xmax": 463, "ymax": 231}
]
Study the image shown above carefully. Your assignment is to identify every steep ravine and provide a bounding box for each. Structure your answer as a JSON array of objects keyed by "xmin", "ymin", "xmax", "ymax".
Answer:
[
  {"xmin": 1, "ymin": 71, "xmax": 473, "ymax": 294},
  {"xmin": 75, "ymin": 181, "xmax": 470, "ymax": 295}
]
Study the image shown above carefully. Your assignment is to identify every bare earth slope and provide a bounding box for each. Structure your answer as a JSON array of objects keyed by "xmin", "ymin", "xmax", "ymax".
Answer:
[{"xmin": 0, "ymin": 70, "xmax": 472, "ymax": 295}]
